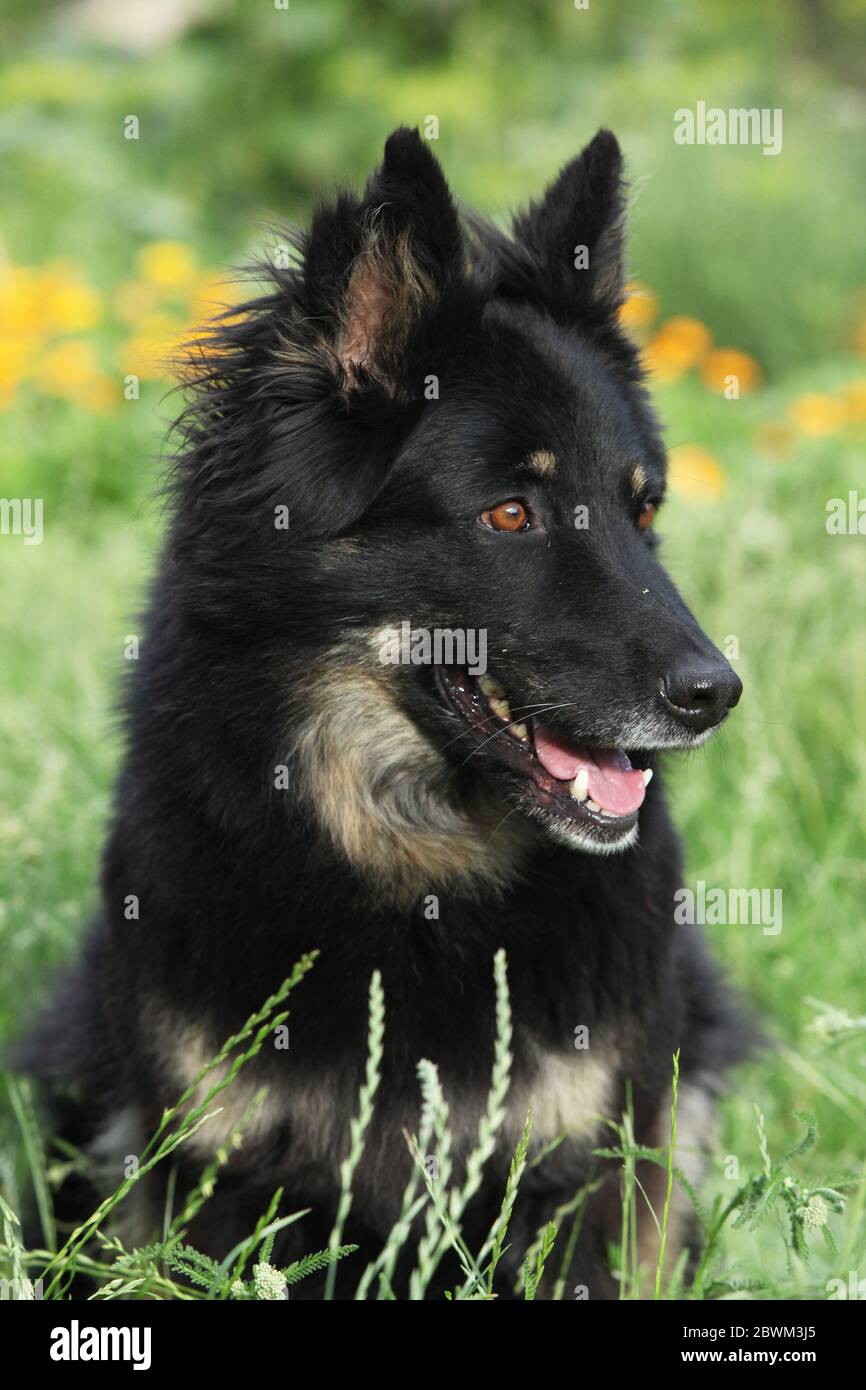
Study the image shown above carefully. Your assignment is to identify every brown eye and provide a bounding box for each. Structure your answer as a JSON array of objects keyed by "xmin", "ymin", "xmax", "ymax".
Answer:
[
  {"xmin": 638, "ymin": 500, "xmax": 656, "ymax": 531},
  {"xmin": 481, "ymin": 500, "xmax": 530, "ymax": 532}
]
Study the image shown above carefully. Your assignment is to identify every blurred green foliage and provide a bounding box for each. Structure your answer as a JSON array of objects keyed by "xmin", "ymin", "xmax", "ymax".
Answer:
[{"xmin": 1, "ymin": 0, "xmax": 865, "ymax": 378}]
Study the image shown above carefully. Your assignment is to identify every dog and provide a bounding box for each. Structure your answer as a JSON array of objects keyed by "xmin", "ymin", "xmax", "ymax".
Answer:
[{"xmin": 17, "ymin": 127, "xmax": 750, "ymax": 1299}]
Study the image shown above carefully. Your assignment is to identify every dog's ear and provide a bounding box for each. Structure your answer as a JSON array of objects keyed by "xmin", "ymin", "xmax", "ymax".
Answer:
[
  {"xmin": 173, "ymin": 131, "xmax": 465, "ymax": 546},
  {"xmin": 302, "ymin": 127, "xmax": 464, "ymax": 397},
  {"xmin": 484, "ymin": 129, "xmax": 626, "ymax": 326}
]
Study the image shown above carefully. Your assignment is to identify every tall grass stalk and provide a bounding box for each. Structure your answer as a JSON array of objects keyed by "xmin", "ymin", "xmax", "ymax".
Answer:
[
  {"xmin": 324, "ymin": 969, "xmax": 385, "ymax": 1300},
  {"xmin": 654, "ymin": 1050, "xmax": 680, "ymax": 1299},
  {"xmin": 39, "ymin": 957, "xmax": 316, "ymax": 1298}
]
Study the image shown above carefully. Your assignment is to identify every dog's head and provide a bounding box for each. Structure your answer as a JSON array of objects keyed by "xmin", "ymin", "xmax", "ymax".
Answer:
[{"xmin": 172, "ymin": 128, "xmax": 741, "ymax": 881}]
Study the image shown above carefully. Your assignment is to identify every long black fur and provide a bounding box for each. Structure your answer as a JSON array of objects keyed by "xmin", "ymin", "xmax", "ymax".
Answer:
[{"xmin": 14, "ymin": 128, "xmax": 752, "ymax": 1299}]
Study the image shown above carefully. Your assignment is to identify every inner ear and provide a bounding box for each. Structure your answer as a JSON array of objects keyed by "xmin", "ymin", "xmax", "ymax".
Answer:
[
  {"xmin": 339, "ymin": 254, "xmax": 395, "ymax": 386},
  {"xmin": 338, "ymin": 228, "xmax": 432, "ymax": 395},
  {"xmin": 303, "ymin": 127, "xmax": 464, "ymax": 400}
]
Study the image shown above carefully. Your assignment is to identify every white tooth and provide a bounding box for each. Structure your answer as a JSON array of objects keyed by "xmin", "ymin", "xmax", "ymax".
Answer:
[
  {"xmin": 479, "ymin": 676, "xmax": 506, "ymax": 699},
  {"xmin": 488, "ymin": 695, "xmax": 512, "ymax": 722},
  {"xmin": 570, "ymin": 769, "xmax": 589, "ymax": 802},
  {"xmin": 586, "ymin": 798, "xmax": 602, "ymax": 813},
  {"xmin": 511, "ymin": 722, "xmax": 530, "ymax": 741},
  {"xmin": 642, "ymin": 768, "xmax": 653, "ymax": 786}
]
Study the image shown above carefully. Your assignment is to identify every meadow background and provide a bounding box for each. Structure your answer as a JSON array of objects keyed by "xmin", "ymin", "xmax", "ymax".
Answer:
[{"xmin": 1, "ymin": 0, "xmax": 865, "ymax": 1298}]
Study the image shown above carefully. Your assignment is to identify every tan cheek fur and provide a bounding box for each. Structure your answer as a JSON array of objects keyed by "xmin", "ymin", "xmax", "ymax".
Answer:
[{"xmin": 293, "ymin": 653, "xmax": 532, "ymax": 906}]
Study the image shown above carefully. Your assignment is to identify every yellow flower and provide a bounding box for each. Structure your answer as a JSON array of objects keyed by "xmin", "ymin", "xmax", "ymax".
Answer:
[
  {"xmin": 789, "ymin": 393, "xmax": 846, "ymax": 437},
  {"xmin": 0, "ymin": 267, "xmax": 50, "ymax": 343},
  {"xmin": 700, "ymin": 348, "xmax": 762, "ymax": 395},
  {"xmin": 191, "ymin": 273, "xmax": 231, "ymax": 315},
  {"xmin": 77, "ymin": 375, "xmax": 119, "ymax": 413},
  {"xmin": 119, "ymin": 314, "xmax": 183, "ymax": 380},
  {"xmin": 115, "ymin": 278, "xmax": 161, "ymax": 324},
  {"xmin": 0, "ymin": 338, "xmax": 35, "ymax": 392},
  {"xmin": 39, "ymin": 339, "xmax": 115, "ymax": 410},
  {"xmin": 37, "ymin": 262, "xmax": 103, "ymax": 332},
  {"xmin": 667, "ymin": 444, "xmax": 726, "ymax": 501},
  {"xmin": 839, "ymin": 381, "xmax": 866, "ymax": 423},
  {"xmin": 137, "ymin": 241, "xmax": 199, "ymax": 294},
  {"xmin": 618, "ymin": 281, "xmax": 658, "ymax": 331},
  {"xmin": 643, "ymin": 317, "xmax": 712, "ymax": 382},
  {"xmin": 40, "ymin": 339, "xmax": 102, "ymax": 396}
]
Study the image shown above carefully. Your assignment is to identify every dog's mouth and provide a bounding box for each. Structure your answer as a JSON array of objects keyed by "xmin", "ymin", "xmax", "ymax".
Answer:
[{"xmin": 435, "ymin": 667, "xmax": 652, "ymax": 850}]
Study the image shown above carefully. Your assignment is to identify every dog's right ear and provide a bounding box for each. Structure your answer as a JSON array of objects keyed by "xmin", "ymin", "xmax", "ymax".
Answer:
[{"xmin": 301, "ymin": 127, "xmax": 465, "ymax": 398}]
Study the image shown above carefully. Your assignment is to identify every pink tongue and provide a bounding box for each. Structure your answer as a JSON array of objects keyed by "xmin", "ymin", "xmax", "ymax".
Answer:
[{"xmin": 533, "ymin": 722, "xmax": 646, "ymax": 816}]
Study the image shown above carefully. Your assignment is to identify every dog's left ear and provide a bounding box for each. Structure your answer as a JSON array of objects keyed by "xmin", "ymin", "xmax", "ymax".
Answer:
[
  {"xmin": 509, "ymin": 129, "xmax": 626, "ymax": 323},
  {"xmin": 302, "ymin": 127, "xmax": 464, "ymax": 397}
]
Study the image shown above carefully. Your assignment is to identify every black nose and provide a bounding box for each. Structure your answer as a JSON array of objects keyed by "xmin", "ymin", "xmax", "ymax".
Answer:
[{"xmin": 661, "ymin": 656, "xmax": 742, "ymax": 733}]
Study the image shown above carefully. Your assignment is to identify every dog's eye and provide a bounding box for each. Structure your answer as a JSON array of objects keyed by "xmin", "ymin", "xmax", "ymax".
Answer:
[
  {"xmin": 481, "ymin": 500, "xmax": 531, "ymax": 533},
  {"xmin": 637, "ymin": 500, "xmax": 656, "ymax": 531}
]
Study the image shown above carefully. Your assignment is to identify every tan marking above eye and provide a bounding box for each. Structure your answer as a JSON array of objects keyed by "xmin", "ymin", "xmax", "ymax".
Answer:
[
  {"xmin": 630, "ymin": 462, "xmax": 649, "ymax": 496},
  {"xmin": 482, "ymin": 500, "xmax": 530, "ymax": 532},
  {"xmin": 524, "ymin": 449, "xmax": 557, "ymax": 479}
]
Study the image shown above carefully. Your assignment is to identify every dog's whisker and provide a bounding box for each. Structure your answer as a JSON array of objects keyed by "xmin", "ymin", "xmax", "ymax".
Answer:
[
  {"xmin": 459, "ymin": 704, "xmax": 574, "ymax": 767},
  {"xmin": 485, "ymin": 803, "xmax": 521, "ymax": 847},
  {"xmin": 434, "ymin": 699, "xmax": 575, "ymax": 758}
]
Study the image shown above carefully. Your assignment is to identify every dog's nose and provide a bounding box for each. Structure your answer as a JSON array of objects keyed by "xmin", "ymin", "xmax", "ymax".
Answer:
[{"xmin": 661, "ymin": 657, "xmax": 742, "ymax": 733}]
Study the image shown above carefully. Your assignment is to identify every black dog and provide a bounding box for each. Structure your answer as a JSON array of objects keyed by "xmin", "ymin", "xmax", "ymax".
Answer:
[{"xmin": 18, "ymin": 127, "xmax": 748, "ymax": 1298}]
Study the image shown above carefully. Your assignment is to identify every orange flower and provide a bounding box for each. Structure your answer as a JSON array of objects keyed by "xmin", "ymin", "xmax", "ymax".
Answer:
[
  {"xmin": 700, "ymin": 348, "xmax": 762, "ymax": 396},
  {"xmin": 667, "ymin": 444, "xmax": 726, "ymax": 501},
  {"xmin": 789, "ymin": 393, "xmax": 846, "ymax": 437},
  {"xmin": 619, "ymin": 281, "xmax": 658, "ymax": 331},
  {"xmin": 643, "ymin": 316, "xmax": 712, "ymax": 383}
]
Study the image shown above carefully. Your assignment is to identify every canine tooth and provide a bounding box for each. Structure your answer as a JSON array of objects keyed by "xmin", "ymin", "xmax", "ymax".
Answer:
[
  {"xmin": 586, "ymin": 798, "xmax": 602, "ymax": 813},
  {"xmin": 511, "ymin": 722, "xmax": 530, "ymax": 741},
  {"xmin": 570, "ymin": 769, "xmax": 589, "ymax": 801},
  {"xmin": 479, "ymin": 675, "xmax": 506, "ymax": 699},
  {"xmin": 642, "ymin": 768, "xmax": 653, "ymax": 786},
  {"xmin": 488, "ymin": 695, "xmax": 512, "ymax": 722}
]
